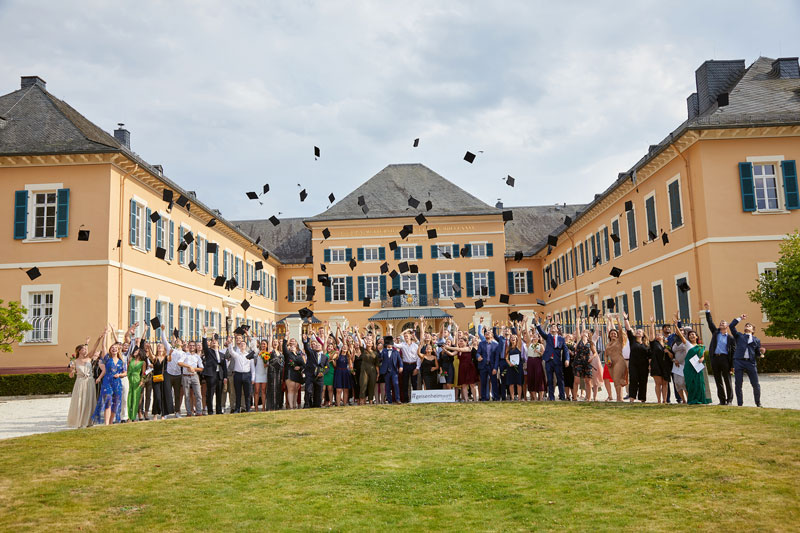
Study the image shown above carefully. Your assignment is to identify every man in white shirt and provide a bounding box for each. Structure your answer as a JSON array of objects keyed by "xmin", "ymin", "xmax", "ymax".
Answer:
[
  {"xmin": 161, "ymin": 329, "xmax": 188, "ymax": 417},
  {"xmin": 393, "ymin": 325, "xmax": 419, "ymax": 403},
  {"xmin": 179, "ymin": 347, "xmax": 204, "ymax": 416},
  {"xmin": 225, "ymin": 332, "xmax": 256, "ymax": 413}
]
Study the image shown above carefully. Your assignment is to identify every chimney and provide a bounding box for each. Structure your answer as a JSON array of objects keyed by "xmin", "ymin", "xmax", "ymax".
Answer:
[
  {"xmin": 495, "ymin": 199, "xmax": 503, "ymax": 209},
  {"xmin": 694, "ymin": 59, "xmax": 745, "ymax": 116},
  {"xmin": 770, "ymin": 57, "xmax": 800, "ymax": 79},
  {"xmin": 21, "ymin": 76, "xmax": 46, "ymax": 90},
  {"xmin": 687, "ymin": 93, "xmax": 699, "ymax": 119},
  {"xmin": 114, "ymin": 123, "xmax": 130, "ymax": 149}
]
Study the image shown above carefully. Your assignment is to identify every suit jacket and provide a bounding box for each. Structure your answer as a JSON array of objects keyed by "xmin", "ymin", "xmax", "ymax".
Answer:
[
  {"xmin": 729, "ymin": 319, "xmax": 762, "ymax": 361},
  {"xmin": 379, "ymin": 347, "xmax": 403, "ymax": 376},
  {"xmin": 476, "ymin": 324, "xmax": 501, "ymax": 371},
  {"xmin": 201, "ymin": 337, "xmax": 228, "ymax": 380},
  {"xmin": 304, "ymin": 350, "xmax": 327, "ymax": 382},
  {"xmin": 535, "ymin": 324, "xmax": 570, "ymax": 364},
  {"xmin": 706, "ymin": 310, "xmax": 735, "ymax": 367}
]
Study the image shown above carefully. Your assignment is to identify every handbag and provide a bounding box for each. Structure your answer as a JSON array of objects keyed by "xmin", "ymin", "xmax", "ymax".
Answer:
[{"xmin": 153, "ymin": 373, "xmax": 164, "ymax": 383}]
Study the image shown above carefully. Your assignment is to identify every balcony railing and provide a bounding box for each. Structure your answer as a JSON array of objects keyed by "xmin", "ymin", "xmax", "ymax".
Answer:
[
  {"xmin": 24, "ymin": 315, "xmax": 52, "ymax": 343},
  {"xmin": 380, "ymin": 293, "xmax": 440, "ymax": 308}
]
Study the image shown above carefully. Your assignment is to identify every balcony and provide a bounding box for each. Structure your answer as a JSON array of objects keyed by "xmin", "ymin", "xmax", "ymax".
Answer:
[{"xmin": 379, "ymin": 293, "xmax": 440, "ymax": 308}]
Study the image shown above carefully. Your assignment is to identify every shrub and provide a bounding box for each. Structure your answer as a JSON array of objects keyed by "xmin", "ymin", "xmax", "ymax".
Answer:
[
  {"xmin": 759, "ymin": 350, "xmax": 800, "ymax": 373},
  {"xmin": 0, "ymin": 373, "xmax": 74, "ymax": 396}
]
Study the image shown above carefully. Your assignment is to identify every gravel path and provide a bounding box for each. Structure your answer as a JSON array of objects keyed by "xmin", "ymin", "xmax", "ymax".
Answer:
[{"xmin": 1, "ymin": 374, "xmax": 798, "ymax": 441}]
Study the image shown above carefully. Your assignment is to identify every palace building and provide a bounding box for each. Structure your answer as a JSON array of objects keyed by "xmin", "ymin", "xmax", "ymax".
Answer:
[{"xmin": 2, "ymin": 55, "xmax": 799, "ymax": 374}]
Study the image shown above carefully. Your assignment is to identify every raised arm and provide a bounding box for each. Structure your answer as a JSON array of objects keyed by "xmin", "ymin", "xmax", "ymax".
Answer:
[
  {"xmin": 477, "ymin": 317, "xmax": 487, "ymax": 342},
  {"xmin": 703, "ymin": 301, "xmax": 718, "ymax": 334},
  {"xmin": 160, "ymin": 328, "xmax": 174, "ymax": 355},
  {"xmin": 673, "ymin": 317, "xmax": 687, "ymax": 344}
]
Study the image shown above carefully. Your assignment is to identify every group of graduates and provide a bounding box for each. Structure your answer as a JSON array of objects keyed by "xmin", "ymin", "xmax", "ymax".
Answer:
[{"xmin": 65, "ymin": 300, "xmax": 768, "ymax": 428}]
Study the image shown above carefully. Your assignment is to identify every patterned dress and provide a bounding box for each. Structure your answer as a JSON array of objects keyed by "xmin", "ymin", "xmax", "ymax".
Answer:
[
  {"xmin": 92, "ymin": 355, "xmax": 125, "ymax": 424},
  {"xmin": 572, "ymin": 341, "xmax": 593, "ymax": 379}
]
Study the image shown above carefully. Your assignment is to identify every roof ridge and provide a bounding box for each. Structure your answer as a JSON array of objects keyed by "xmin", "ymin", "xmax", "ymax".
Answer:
[
  {"xmin": 37, "ymin": 87, "xmax": 119, "ymax": 150},
  {"xmin": 1, "ymin": 85, "xmax": 35, "ymax": 117}
]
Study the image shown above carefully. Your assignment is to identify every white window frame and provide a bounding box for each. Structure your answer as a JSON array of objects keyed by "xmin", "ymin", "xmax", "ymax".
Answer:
[
  {"xmin": 364, "ymin": 275, "xmax": 381, "ymax": 299},
  {"xmin": 665, "ymin": 174, "xmax": 685, "ymax": 231},
  {"xmin": 20, "ymin": 284, "xmax": 60, "ymax": 345},
  {"xmin": 436, "ymin": 243, "xmax": 454, "ymax": 259},
  {"xmin": 512, "ymin": 270, "xmax": 527, "ymax": 294},
  {"xmin": 751, "ymin": 161, "xmax": 784, "ymax": 212},
  {"xmin": 331, "ymin": 276, "xmax": 347, "ymax": 303},
  {"xmin": 363, "ymin": 246, "xmax": 380, "ymax": 262},
  {"xmin": 643, "ymin": 190, "xmax": 658, "ymax": 242},
  {"xmin": 438, "ymin": 271, "xmax": 454, "ymax": 298},
  {"xmin": 472, "ymin": 270, "xmax": 489, "ymax": 298},
  {"xmin": 329, "ymin": 247, "xmax": 347, "ymax": 263},
  {"xmin": 399, "ymin": 245, "xmax": 417, "ymax": 261},
  {"xmin": 757, "ymin": 262, "xmax": 777, "ymax": 321},
  {"xmin": 401, "ymin": 273, "xmax": 418, "ymax": 295},
  {"xmin": 130, "ymin": 196, "xmax": 149, "ymax": 253},
  {"xmin": 293, "ymin": 277, "xmax": 308, "ymax": 302},
  {"xmin": 470, "ymin": 242, "xmax": 487, "ymax": 258},
  {"xmin": 22, "ymin": 183, "xmax": 64, "ymax": 243}
]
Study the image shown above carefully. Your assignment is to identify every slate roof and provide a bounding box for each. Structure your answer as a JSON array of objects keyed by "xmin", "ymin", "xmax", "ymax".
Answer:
[
  {"xmin": 503, "ymin": 204, "xmax": 587, "ymax": 257},
  {"xmin": 234, "ymin": 217, "xmax": 312, "ymax": 264},
  {"xmin": 306, "ymin": 163, "xmax": 500, "ymax": 222}
]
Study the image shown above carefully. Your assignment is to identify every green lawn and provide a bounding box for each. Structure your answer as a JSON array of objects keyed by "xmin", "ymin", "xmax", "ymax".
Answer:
[{"xmin": 0, "ymin": 403, "xmax": 798, "ymax": 532}]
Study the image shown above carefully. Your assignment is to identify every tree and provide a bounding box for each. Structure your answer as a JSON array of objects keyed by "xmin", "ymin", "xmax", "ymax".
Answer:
[
  {"xmin": 0, "ymin": 299, "xmax": 33, "ymax": 352},
  {"xmin": 749, "ymin": 231, "xmax": 800, "ymax": 340}
]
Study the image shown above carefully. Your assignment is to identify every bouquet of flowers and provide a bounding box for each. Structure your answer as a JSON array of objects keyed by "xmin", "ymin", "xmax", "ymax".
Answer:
[{"xmin": 259, "ymin": 351, "xmax": 271, "ymax": 365}]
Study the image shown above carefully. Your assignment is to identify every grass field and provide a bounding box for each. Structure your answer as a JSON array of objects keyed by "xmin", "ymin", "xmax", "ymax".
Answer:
[{"xmin": 0, "ymin": 403, "xmax": 798, "ymax": 532}]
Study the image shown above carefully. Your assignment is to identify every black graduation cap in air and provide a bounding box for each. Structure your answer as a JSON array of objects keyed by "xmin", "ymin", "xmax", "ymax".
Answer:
[
  {"xmin": 150, "ymin": 211, "xmax": 160, "ymax": 223},
  {"xmin": 175, "ymin": 195, "xmax": 189, "ymax": 208},
  {"xmin": 389, "ymin": 241, "xmax": 398, "ymax": 251},
  {"xmin": 206, "ymin": 218, "xmax": 217, "ymax": 228},
  {"xmin": 415, "ymin": 213, "xmax": 427, "ymax": 225},
  {"xmin": 227, "ymin": 277, "xmax": 238, "ymax": 290},
  {"xmin": 547, "ymin": 235, "xmax": 558, "ymax": 247},
  {"xmin": 388, "ymin": 288, "xmax": 404, "ymax": 297},
  {"xmin": 214, "ymin": 276, "xmax": 226, "ymax": 287},
  {"xmin": 362, "ymin": 297, "xmax": 371, "ymax": 307},
  {"xmin": 464, "ymin": 151, "xmax": 476, "ymax": 163},
  {"xmin": 255, "ymin": 261, "xmax": 263, "ymax": 271},
  {"xmin": 173, "ymin": 327, "xmax": 180, "ymax": 338},
  {"xmin": 307, "ymin": 285, "xmax": 316, "ymax": 299},
  {"xmin": 425, "ymin": 200, "xmax": 433, "ymax": 211},
  {"xmin": 241, "ymin": 299, "xmax": 250, "ymax": 311},
  {"xmin": 155, "ymin": 247, "xmax": 167, "ymax": 260},
  {"xmin": 389, "ymin": 270, "xmax": 398, "ymax": 279},
  {"xmin": 506, "ymin": 175, "xmax": 515, "ymax": 187},
  {"xmin": 499, "ymin": 294, "xmax": 510, "ymax": 304},
  {"xmin": 150, "ymin": 316, "xmax": 161, "ymax": 330},
  {"xmin": 413, "ymin": 138, "xmax": 419, "ymax": 147},
  {"xmin": 188, "ymin": 261, "xmax": 197, "ymax": 272},
  {"xmin": 452, "ymin": 283, "xmax": 461, "ymax": 294},
  {"xmin": 207, "ymin": 243, "xmax": 218, "ymax": 254},
  {"xmin": 25, "ymin": 266, "xmax": 41, "ymax": 280},
  {"xmin": 300, "ymin": 189, "xmax": 308, "ymax": 202},
  {"xmin": 661, "ymin": 232, "xmax": 669, "ymax": 246},
  {"xmin": 409, "ymin": 264, "xmax": 419, "ymax": 274},
  {"xmin": 589, "ymin": 307, "xmax": 600, "ymax": 319},
  {"xmin": 624, "ymin": 200, "xmax": 633, "ymax": 212},
  {"xmin": 564, "ymin": 215, "xmax": 572, "ymax": 226},
  {"xmin": 262, "ymin": 250, "xmax": 270, "ymax": 261},
  {"xmin": 547, "ymin": 246, "xmax": 552, "ymax": 256},
  {"xmin": 509, "ymin": 311, "xmax": 523, "ymax": 322},
  {"xmin": 380, "ymin": 262, "xmax": 389, "ymax": 274},
  {"xmin": 116, "ymin": 239, "xmax": 122, "ymax": 248},
  {"xmin": 502, "ymin": 210, "xmax": 513, "ymax": 222},
  {"xmin": 442, "ymin": 251, "xmax": 452, "ymax": 259},
  {"xmin": 328, "ymin": 193, "xmax": 335, "ymax": 203},
  {"xmin": 358, "ymin": 195, "xmax": 366, "ymax": 206},
  {"xmin": 408, "ymin": 196, "xmax": 420, "ymax": 209},
  {"xmin": 233, "ymin": 326, "xmax": 245, "ymax": 335},
  {"xmin": 536, "ymin": 299, "xmax": 546, "ymax": 306},
  {"xmin": 454, "ymin": 302, "xmax": 466, "ymax": 309},
  {"xmin": 263, "ymin": 184, "xmax": 270, "ymax": 195},
  {"xmin": 610, "ymin": 232, "xmax": 621, "ymax": 244},
  {"xmin": 677, "ymin": 280, "xmax": 691, "ymax": 293},
  {"xmin": 361, "ymin": 205, "xmax": 369, "ymax": 215},
  {"xmin": 610, "ymin": 267, "xmax": 622, "ymax": 278},
  {"xmin": 606, "ymin": 298, "xmax": 615, "ymax": 311},
  {"xmin": 78, "ymin": 229, "xmax": 90, "ymax": 241},
  {"xmin": 318, "ymin": 274, "xmax": 331, "ymax": 287},
  {"xmin": 349, "ymin": 258, "xmax": 357, "ymax": 270},
  {"xmin": 314, "ymin": 146, "xmax": 321, "ymax": 159},
  {"xmin": 593, "ymin": 256, "xmax": 601, "ymax": 267},
  {"xmin": 166, "ymin": 201, "xmax": 174, "ymax": 213},
  {"xmin": 322, "ymin": 228, "xmax": 331, "ymax": 240},
  {"xmin": 320, "ymin": 263, "xmax": 327, "ymax": 272},
  {"xmin": 550, "ymin": 278, "xmax": 558, "ymax": 289},
  {"xmin": 427, "ymin": 229, "xmax": 437, "ymax": 239},
  {"xmin": 460, "ymin": 246, "xmax": 470, "ymax": 258},
  {"xmin": 479, "ymin": 285, "xmax": 489, "ymax": 296},
  {"xmin": 162, "ymin": 189, "xmax": 174, "ymax": 203},
  {"xmin": 399, "ymin": 225, "xmax": 413, "ymax": 239},
  {"xmin": 269, "ymin": 216, "xmax": 280, "ymax": 227},
  {"xmin": 398, "ymin": 261, "xmax": 409, "ymax": 273},
  {"xmin": 474, "ymin": 299, "xmax": 484, "ymax": 309},
  {"xmin": 514, "ymin": 251, "xmax": 523, "ymax": 262},
  {"xmin": 177, "ymin": 242, "xmax": 188, "ymax": 253},
  {"xmin": 250, "ymin": 280, "xmax": 260, "ymax": 291},
  {"xmin": 183, "ymin": 231, "xmax": 194, "ymax": 244},
  {"xmin": 648, "ymin": 230, "xmax": 657, "ymax": 242}
]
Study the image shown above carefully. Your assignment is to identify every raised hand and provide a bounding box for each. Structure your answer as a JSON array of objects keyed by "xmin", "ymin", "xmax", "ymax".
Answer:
[{"xmin": 703, "ymin": 300, "xmax": 710, "ymax": 310}]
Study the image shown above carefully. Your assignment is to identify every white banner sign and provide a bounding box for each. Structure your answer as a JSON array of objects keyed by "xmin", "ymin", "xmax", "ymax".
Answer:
[{"xmin": 410, "ymin": 389, "xmax": 456, "ymax": 404}]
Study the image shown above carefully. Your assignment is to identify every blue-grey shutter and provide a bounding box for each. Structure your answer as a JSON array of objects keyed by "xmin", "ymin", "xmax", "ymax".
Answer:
[
  {"xmin": 645, "ymin": 197, "xmax": 656, "ymax": 239},
  {"xmin": 129, "ymin": 294, "xmax": 136, "ymax": 327},
  {"xmin": 345, "ymin": 248, "xmax": 353, "ymax": 262},
  {"xmin": 379, "ymin": 275, "xmax": 387, "ymax": 300},
  {"xmin": 324, "ymin": 249, "xmax": 331, "ymax": 262},
  {"xmin": 346, "ymin": 276, "xmax": 353, "ymax": 301},
  {"xmin": 602, "ymin": 227, "xmax": 610, "ymax": 261},
  {"xmin": 677, "ymin": 277, "xmax": 690, "ymax": 321},
  {"xmin": 488, "ymin": 271, "xmax": 495, "ymax": 297},
  {"xmin": 288, "ymin": 279, "xmax": 294, "ymax": 302},
  {"xmin": 169, "ymin": 303, "xmax": 174, "ymax": 334},
  {"xmin": 392, "ymin": 275, "xmax": 400, "ymax": 307},
  {"xmin": 145, "ymin": 208, "xmax": 152, "ymax": 250},
  {"xmin": 622, "ymin": 294, "xmax": 629, "ymax": 317},
  {"xmin": 213, "ymin": 250, "xmax": 219, "ymax": 277},
  {"xmin": 668, "ymin": 180, "xmax": 683, "ymax": 228},
  {"xmin": 526, "ymin": 271, "xmax": 534, "ymax": 294},
  {"xmin": 738, "ymin": 162, "xmax": 756, "ymax": 212},
  {"xmin": 129, "ymin": 199, "xmax": 137, "ymax": 244},
  {"xmin": 453, "ymin": 273, "xmax": 462, "ymax": 297},
  {"xmin": 633, "ymin": 291, "xmax": 642, "ymax": 324},
  {"xmin": 144, "ymin": 297, "xmax": 151, "ymax": 329},
  {"xmin": 452, "ymin": 244, "xmax": 458, "ymax": 258},
  {"xmin": 466, "ymin": 272, "xmax": 474, "ymax": 297},
  {"xmin": 782, "ymin": 160, "xmax": 799, "ymax": 210},
  {"xmin": 415, "ymin": 245, "xmax": 422, "ymax": 259},
  {"xmin": 465, "ymin": 244, "xmax": 472, "ymax": 258},
  {"xmin": 325, "ymin": 283, "xmax": 331, "ymax": 302},
  {"xmin": 306, "ymin": 278, "xmax": 312, "ymax": 299},
  {"xmin": 357, "ymin": 276, "xmax": 365, "ymax": 300},
  {"xmin": 13, "ymin": 190, "xmax": 28, "ymax": 239},
  {"xmin": 357, "ymin": 248, "xmax": 364, "ymax": 261},
  {"xmin": 169, "ymin": 220, "xmax": 175, "ymax": 260},
  {"xmin": 55, "ymin": 188, "xmax": 70, "ymax": 238},
  {"xmin": 507, "ymin": 272, "xmax": 514, "ymax": 294},
  {"xmin": 394, "ymin": 247, "xmax": 401, "ymax": 260},
  {"xmin": 486, "ymin": 243, "xmax": 493, "ymax": 257},
  {"xmin": 432, "ymin": 273, "xmax": 440, "ymax": 298},
  {"xmin": 652, "ymin": 284, "xmax": 664, "ymax": 324},
  {"xmin": 179, "ymin": 227, "xmax": 185, "ymax": 263},
  {"xmin": 430, "ymin": 245, "xmax": 438, "ymax": 259},
  {"xmin": 418, "ymin": 274, "xmax": 427, "ymax": 306},
  {"xmin": 379, "ymin": 247, "xmax": 386, "ymax": 260}
]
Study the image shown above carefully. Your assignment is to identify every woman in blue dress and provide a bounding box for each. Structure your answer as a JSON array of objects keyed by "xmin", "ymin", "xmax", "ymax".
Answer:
[
  {"xmin": 333, "ymin": 337, "xmax": 354, "ymax": 406},
  {"xmin": 92, "ymin": 328, "xmax": 128, "ymax": 425}
]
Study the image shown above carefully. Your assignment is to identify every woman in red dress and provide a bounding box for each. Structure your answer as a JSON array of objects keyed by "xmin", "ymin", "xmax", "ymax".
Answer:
[{"xmin": 523, "ymin": 329, "xmax": 546, "ymax": 400}]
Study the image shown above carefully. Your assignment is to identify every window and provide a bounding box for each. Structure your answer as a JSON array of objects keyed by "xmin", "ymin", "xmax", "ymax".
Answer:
[
  {"xmin": 438, "ymin": 272, "xmax": 454, "ymax": 297},
  {"xmin": 611, "ymin": 218, "xmax": 622, "ymax": 257},
  {"xmin": 363, "ymin": 247, "xmax": 380, "ymax": 261},
  {"xmin": 513, "ymin": 272, "xmax": 527, "ymax": 294},
  {"xmin": 437, "ymin": 244, "xmax": 452, "ymax": 258},
  {"xmin": 364, "ymin": 275, "xmax": 380, "ymax": 299},
  {"xmin": 131, "ymin": 201, "xmax": 144, "ymax": 248},
  {"xmin": 293, "ymin": 278, "xmax": 308, "ymax": 302},
  {"xmin": 626, "ymin": 206, "xmax": 638, "ymax": 251},
  {"xmin": 330, "ymin": 249, "xmax": 346, "ymax": 263},
  {"xmin": 471, "ymin": 243, "xmax": 487, "ymax": 258},
  {"xmin": 753, "ymin": 163, "xmax": 780, "ymax": 211},
  {"xmin": 645, "ymin": 193, "xmax": 657, "ymax": 241},
  {"xmin": 331, "ymin": 277, "xmax": 347, "ymax": 302},
  {"xmin": 589, "ymin": 236, "xmax": 597, "ymax": 269},
  {"xmin": 676, "ymin": 275, "xmax": 690, "ymax": 321},
  {"xmin": 32, "ymin": 192, "xmax": 57, "ymax": 239},
  {"xmin": 25, "ymin": 291, "xmax": 54, "ymax": 343},
  {"xmin": 401, "ymin": 274, "xmax": 418, "ymax": 294},
  {"xmin": 156, "ymin": 217, "xmax": 165, "ymax": 251},
  {"xmin": 667, "ymin": 176, "xmax": 683, "ymax": 229},
  {"xmin": 400, "ymin": 246, "xmax": 417, "ymax": 260},
  {"xmin": 652, "ymin": 282, "xmax": 664, "ymax": 324},
  {"xmin": 196, "ymin": 237, "xmax": 207, "ymax": 273},
  {"xmin": 472, "ymin": 271, "xmax": 488, "ymax": 297},
  {"xmin": 14, "ymin": 186, "xmax": 70, "ymax": 241}
]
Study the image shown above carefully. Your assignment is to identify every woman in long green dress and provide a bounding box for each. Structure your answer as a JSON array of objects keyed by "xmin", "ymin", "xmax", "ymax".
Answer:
[
  {"xmin": 675, "ymin": 328, "xmax": 711, "ymax": 405},
  {"xmin": 127, "ymin": 342, "xmax": 147, "ymax": 421}
]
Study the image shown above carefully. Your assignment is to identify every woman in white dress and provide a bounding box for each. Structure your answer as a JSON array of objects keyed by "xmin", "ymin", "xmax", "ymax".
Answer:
[
  {"xmin": 67, "ymin": 331, "xmax": 104, "ymax": 428},
  {"xmin": 253, "ymin": 339, "xmax": 269, "ymax": 411}
]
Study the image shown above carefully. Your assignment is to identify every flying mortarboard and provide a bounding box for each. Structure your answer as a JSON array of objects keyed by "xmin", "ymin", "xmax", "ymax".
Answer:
[
  {"xmin": 460, "ymin": 246, "xmax": 470, "ymax": 258},
  {"xmin": 505, "ymin": 175, "xmax": 515, "ymax": 187},
  {"xmin": 452, "ymin": 283, "xmax": 461, "ymax": 294},
  {"xmin": 306, "ymin": 285, "xmax": 316, "ymax": 299},
  {"xmin": 551, "ymin": 278, "xmax": 558, "ymax": 289},
  {"xmin": 624, "ymin": 200, "xmax": 633, "ymax": 212},
  {"xmin": 408, "ymin": 196, "xmax": 420, "ymax": 209},
  {"xmin": 188, "ymin": 261, "xmax": 197, "ymax": 272},
  {"xmin": 255, "ymin": 261, "xmax": 263, "ymax": 271},
  {"xmin": 677, "ymin": 280, "xmax": 691, "ymax": 293},
  {"xmin": 389, "ymin": 270, "xmax": 398, "ymax": 279},
  {"xmin": 514, "ymin": 251, "xmax": 523, "ymax": 262},
  {"xmin": 241, "ymin": 299, "xmax": 250, "ymax": 311},
  {"xmin": 214, "ymin": 276, "xmax": 226, "ymax": 287},
  {"xmin": 300, "ymin": 189, "xmax": 308, "ymax": 202},
  {"xmin": 547, "ymin": 235, "xmax": 558, "ymax": 247},
  {"xmin": 250, "ymin": 280, "xmax": 260, "ymax": 291},
  {"xmin": 564, "ymin": 215, "xmax": 572, "ymax": 226},
  {"xmin": 509, "ymin": 311, "xmax": 523, "ymax": 322},
  {"xmin": 206, "ymin": 218, "xmax": 217, "ymax": 228},
  {"xmin": 389, "ymin": 241, "xmax": 398, "ymax": 251},
  {"xmin": 349, "ymin": 258, "xmax": 357, "ymax": 270},
  {"xmin": 322, "ymin": 228, "xmax": 331, "ymax": 240},
  {"xmin": 150, "ymin": 316, "xmax": 161, "ymax": 330},
  {"xmin": 155, "ymin": 247, "xmax": 167, "ymax": 260},
  {"xmin": 162, "ymin": 189, "xmax": 174, "ymax": 203},
  {"xmin": 361, "ymin": 205, "xmax": 369, "ymax": 215},
  {"xmin": 233, "ymin": 326, "xmax": 245, "ymax": 335},
  {"xmin": 263, "ymin": 184, "xmax": 270, "ymax": 195},
  {"xmin": 177, "ymin": 242, "xmax": 188, "ymax": 252},
  {"xmin": 536, "ymin": 299, "xmax": 546, "ymax": 306},
  {"xmin": 610, "ymin": 267, "xmax": 622, "ymax": 278},
  {"xmin": 207, "ymin": 243, "xmax": 218, "ymax": 254},
  {"xmin": 380, "ymin": 262, "xmax": 389, "ymax": 274},
  {"xmin": 78, "ymin": 229, "xmax": 90, "ymax": 241},
  {"xmin": 593, "ymin": 255, "xmax": 601, "ymax": 266},
  {"xmin": 175, "ymin": 195, "xmax": 189, "ymax": 208},
  {"xmin": 183, "ymin": 231, "xmax": 194, "ymax": 244},
  {"xmin": 246, "ymin": 192, "xmax": 259, "ymax": 200},
  {"xmin": 474, "ymin": 298, "xmax": 484, "ymax": 309},
  {"xmin": 499, "ymin": 294, "xmax": 510, "ymax": 304},
  {"xmin": 328, "ymin": 193, "xmax": 335, "ymax": 203},
  {"xmin": 427, "ymin": 229, "xmax": 437, "ymax": 239},
  {"xmin": 415, "ymin": 213, "xmax": 427, "ymax": 225},
  {"xmin": 610, "ymin": 232, "xmax": 621, "ymax": 244},
  {"xmin": 320, "ymin": 263, "xmax": 327, "ymax": 272},
  {"xmin": 25, "ymin": 266, "xmax": 41, "ymax": 280},
  {"xmin": 362, "ymin": 297, "xmax": 371, "ymax": 307},
  {"xmin": 648, "ymin": 230, "xmax": 657, "ymax": 242},
  {"xmin": 150, "ymin": 211, "xmax": 160, "ymax": 223},
  {"xmin": 464, "ymin": 151, "xmax": 476, "ymax": 163},
  {"xmin": 454, "ymin": 302, "xmax": 466, "ymax": 309},
  {"xmin": 398, "ymin": 261, "xmax": 409, "ymax": 273},
  {"xmin": 589, "ymin": 307, "xmax": 600, "ymax": 318},
  {"xmin": 388, "ymin": 288, "xmax": 404, "ymax": 297},
  {"xmin": 262, "ymin": 250, "xmax": 270, "ymax": 261},
  {"xmin": 479, "ymin": 285, "xmax": 489, "ymax": 296},
  {"xmin": 227, "ymin": 277, "xmax": 238, "ymax": 290},
  {"xmin": 606, "ymin": 298, "xmax": 615, "ymax": 311},
  {"xmin": 442, "ymin": 251, "xmax": 452, "ymax": 259},
  {"xmin": 502, "ymin": 210, "xmax": 513, "ymax": 222},
  {"xmin": 409, "ymin": 264, "xmax": 419, "ymax": 274},
  {"xmin": 269, "ymin": 216, "xmax": 280, "ymax": 227},
  {"xmin": 425, "ymin": 200, "xmax": 433, "ymax": 211},
  {"xmin": 358, "ymin": 195, "xmax": 366, "ymax": 206},
  {"xmin": 661, "ymin": 232, "xmax": 669, "ymax": 245},
  {"xmin": 116, "ymin": 239, "xmax": 122, "ymax": 248},
  {"xmin": 314, "ymin": 146, "xmax": 321, "ymax": 159},
  {"xmin": 413, "ymin": 138, "xmax": 419, "ymax": 147}
]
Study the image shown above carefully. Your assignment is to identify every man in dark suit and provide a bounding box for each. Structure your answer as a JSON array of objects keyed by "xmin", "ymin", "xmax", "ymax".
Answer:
[
  {"xmin": 379, "ymin": 336, "xmax": 403, "ymax": 404},
  {"xmin": 535, "ymin": 314, "xmax": 571, "ymax": 401},
  {"xmin": 704, "ymin": 302, "xmax": 735, "ymax": 405},
  {"xmin": 729, "ymin": 314, "xmax": 766, "ymax": 407},
  {"xmin": 303, "ymin": 338, "xmax": 326, "ymax": 408},
  {"xmin": 477, "ymin": 320, "xmax": 501, "ymax": 401},
  {"xmin": 201, "ymin": 327, "xmax": 228, "ymax": 415}
]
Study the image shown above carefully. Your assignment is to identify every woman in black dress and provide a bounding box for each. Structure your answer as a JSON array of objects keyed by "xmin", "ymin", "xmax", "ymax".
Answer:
[
  {"xmin": 146, "ymin": 341, "xmax": 171, "ymax": 420},
  {"xmin": 563, "ymin": 333, "xmax": 576, "ymax": 401},
  {"xmin": 266, "ymin": 338, "xmax": 284, "ymax": 411},
  {"xmin": 572, "ymin": 330, "xmax": 594, "ymax": 401},
  {"xmin": 283, "ymin": 337, "xmax": 305, "ymax": 409},
  {"xmin": 648, "ymin": 316, "xmax": 669, "ymax": 404},
  {"xmin": 623, "ymin": 313, "xmax": 651, "ymax": 403},
  {"xmin": 417, "ymin": 331, "xmax": 440, "ymax": 390}
]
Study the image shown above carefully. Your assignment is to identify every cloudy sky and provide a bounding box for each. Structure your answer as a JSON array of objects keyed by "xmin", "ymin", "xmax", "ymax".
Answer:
[{"xmin": 2, "ymin": 0, "xmax": 799, "ymax": 221}]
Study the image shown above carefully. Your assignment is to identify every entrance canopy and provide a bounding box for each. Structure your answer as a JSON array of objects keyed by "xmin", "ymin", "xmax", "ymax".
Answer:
[{"xmin": 368, "ymin": 309, "xmax": 452, "ymax": 322}]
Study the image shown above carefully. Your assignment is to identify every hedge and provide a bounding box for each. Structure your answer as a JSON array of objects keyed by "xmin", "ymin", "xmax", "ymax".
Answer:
[
  {"xmin": 760, "ymin": 350, "xmax": 800, "ymax": 373},
  {"xmin": 0, "ymin": 373, "xmax": 73, "ymax": 396}
]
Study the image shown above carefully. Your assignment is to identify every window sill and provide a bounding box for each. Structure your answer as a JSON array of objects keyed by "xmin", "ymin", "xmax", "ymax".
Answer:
[
  {"xmin": 132, "ymin": 245, "xmax": 148, "ymax": 254},
  {"xmin": 22, "ymin": 237, "xmax": 61, "ymax": 243},
  {"xmin": 751, "ymin": 210, "xmax": 790, "ymax": 215},
  {"xmin": 669, "ymin": 224, "xmax": 685, "ymax": 233},
  {"xmin": 20, "ymin": 340, "xmax": 56, "ymax": 346}
]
